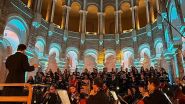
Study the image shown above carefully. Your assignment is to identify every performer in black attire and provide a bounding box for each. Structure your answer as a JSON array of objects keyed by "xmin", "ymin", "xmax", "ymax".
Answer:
[
  {"xmin": 42, "ymin": 85, "xmax": 61, "ymax": 104},
  {"xmin": 88, "ymin": 78, "xmax": 110, "ymax": 104},
  {"xmin": 3, "ymin": 44, "xmax": 38, "ymax": 104},
  {"xmin": 143, "ymin": 78, "xmax": 171, "ymax": 104}
]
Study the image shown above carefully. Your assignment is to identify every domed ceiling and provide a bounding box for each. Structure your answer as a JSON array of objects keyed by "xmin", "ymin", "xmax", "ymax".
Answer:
[{"xmin": 22, "ymin": 0, "xmax": 157, "ymax": 34}]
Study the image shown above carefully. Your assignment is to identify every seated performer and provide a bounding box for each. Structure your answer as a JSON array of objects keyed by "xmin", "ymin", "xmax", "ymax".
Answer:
[
  {"xmin": 42, "ymin": 85, "xmax": 61, "ymax": 104},
  {"xmin": 68, "ymin": 85, "xmax": 80, "ymax": 104},
  {"xmin": 88, "ymin": 78, "xmax": 110, "ymax": 104},
  {"xmin": 143, "ymin": 78, "xmax": 170, "ymax": 104}
]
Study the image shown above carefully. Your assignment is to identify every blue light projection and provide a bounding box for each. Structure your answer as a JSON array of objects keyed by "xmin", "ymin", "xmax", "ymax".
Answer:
[
  {"xmin": 84, "ymin": 49, "xmax": 98, "ymax": 61},
  {"xmin": 67, "ymin": 51, "xmax": 78, "ymax": 71},
  {"xmin": 35, "ymin": 40, "xmax": 45, "ymax": 57},
  {"xmin": 3, "ymin": 16, "xmax": 28, "ymax": 53},
  {"xmin": 49, "ymin": 43, "xmax": 61, "ymax": 60},
  {"xmin": 8, "ymin": 19, "xmax": 26, "ymax": 31},
  {"xmin": 169, "ymin": 4, "xmax": 178, "ymax": 22},
  {"xmin": 48, "ymin": 31, "xmax": 53, "ymax": 36},
  {"xmin": 32, "ymin": 21, "xmax": 41, "ymax": 28},
  {"xmin": 165, "ymin": 29, "xmax": 173, "ymax": 51}
]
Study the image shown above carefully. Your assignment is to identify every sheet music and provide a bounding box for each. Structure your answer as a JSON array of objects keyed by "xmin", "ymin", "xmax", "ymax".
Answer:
[
  {"xmin": 58, "ymin": 90, "xmax": 71, "ymax": 104},
  {"xmin": 110, "ymin": 91, "xmax": 118, "ymax": 100}
]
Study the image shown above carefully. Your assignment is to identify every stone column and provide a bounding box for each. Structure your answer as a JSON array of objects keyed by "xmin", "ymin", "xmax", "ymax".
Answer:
[
  {"xmin": 145, "ymin": 0, "xmax": 151, "ymax": 28},
  {"xmin": 32, "ymin": 0, "xmax": 43, "ymax": 28},
  {"xmin": 118, "ymin": 10, "xmax": 122, "ymax": 33},
  {"xmin": 63, "ymin": 6, "xmax": 71, "ymax": 42},
  {"xmin": 46, "ymin": 0, "xmax": 52, "ymax": 22},
  {"xmin": 61, "ymin": 6, "xmax": 66, "ymax": 29},
  {"xmin": 145, "ymin": 0, "xmax": 155, "ymax": 59},
  {"xmin": 48, "ymin": 0, "xmax": 57, "ymax": 36},
  {"xmin": 174, "ymin": 0, "xmax": 184, "ymax": 24},
  {"xmin": 79, "ymin": 10, "xmax": 83, "ymax": 33},
  {"xmin": 115, "ymin": 0, "xmax": 121, "ymax": 68},
  {"xmin": 131, "ymin": 0, "xmax": 139, "ymax": 65},
  {"xmin": 131, "ymin": 7, "xmax": 136, "ymax": 30},
  {"xmin": 96, "ymin": 0, "xmax": 105, "ymax": 71},
  {"xmin": 79, "ymin": 10, "xmax": 87, "ymax": 44},
  {"xmin": 50, "ymin": 0, "xmax": 57, "ymax": 23},
  {"xmin": 135, "ymin": 6, "xmax": 140, "ymax": 29},
  {"xmin": 115, "ymin": 11, "xmax": 119, "ymax": 34},
  {"xmin": 145, "ymin": 0, "xmax": 150, "ymax": 24}
]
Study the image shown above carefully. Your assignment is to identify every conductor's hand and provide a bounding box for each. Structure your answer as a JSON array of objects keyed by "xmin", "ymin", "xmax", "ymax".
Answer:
[{"xmin": 33, "ymin": 64, "xmax": 39, "ymax": 68}]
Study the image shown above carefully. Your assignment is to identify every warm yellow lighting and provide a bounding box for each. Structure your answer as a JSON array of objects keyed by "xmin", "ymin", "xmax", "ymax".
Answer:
[{"xmin": 27, "ymin": 0, "xmax": 32, "ymax": 8}]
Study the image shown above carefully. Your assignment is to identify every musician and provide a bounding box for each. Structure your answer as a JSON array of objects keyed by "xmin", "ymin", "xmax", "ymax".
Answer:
[
  {"xmin": 143, "ymin": 78, "xmax": 170, "ymax": 104},
  {"xmin": 122, "ymin": 88, "xmax": 134, "ymax": 104},
  {"xmin": 56, "ymin": 75, "xmax": 67, "ymax": 90},
  {"xmin": 135, "ymin": 84, "xmax": 146, "ymax": 104},
  {"xmin": 42, "ymin": 85, "xmax": 61, "ymax": 104},
  {"xmin": 82, "ymin": 74, "xmax": 90, "ymax": 94},
  {"xmin": 103, "ymin": 83, "xmax": 115, "ymax": 104},
  {"xmin": 88, "ymin": 78, "xmax": 110, "ymax": 104},
  {"xmin": 68, "ymin": 85, "xmax": 80, "ymax": 104}
]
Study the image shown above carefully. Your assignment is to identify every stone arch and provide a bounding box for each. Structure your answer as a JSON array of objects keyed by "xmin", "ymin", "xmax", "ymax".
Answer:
[
  {"xmin": 68, "ymin": 2, "xmax": 81, "ymax": 32},
  {"xmin": 84, "ymin": 49, "xmax": 98, "ymax": 72},
  {"xmin": 86, "ymin": 4, "xmax": 98, "ymax": 33},
  {"xmin": 119, "ymin": 1, "xmax": 130, "ymax": 10},
  {"xmin": 65, "ymin": 47, "xmax": 79, "ymax": 72},
  {"xmin": 105, "ymin": 49, "xmax": 116, "ymax": 72},
  {"xmin": 122, "ymin": 47, "xmax": 134, "ymax": 69},
  {"xmin": 3, "ymin": 15, "xmax": 29, "ymax": 53},
  {"xmin": 139, "ymin": 44, "xmax": 151, "ymax": 69},
  {"xmin": 139, "ymin": 44, "xmax": 151, "ymax": 58},
  {"xmin": 86, "ymin": 3, "xmax": 100, "ymax": 11},
  {"xmin": 49, "ymin": 43, "xmax": 61, "ymax": 59},
  {"xmin": 35, "ymin": 36, "xmax": 46, "ymax": 57},
  {"xmin": 154, "ymin": 38, "xmax": 164, "ymax": 57},
  {"xmin": 104, "ymin": 5, "xmax": 115, "ymax": 34},
  {"xmin": 120, "ymin": 2, "xmax": 132, "ymax": 31}
]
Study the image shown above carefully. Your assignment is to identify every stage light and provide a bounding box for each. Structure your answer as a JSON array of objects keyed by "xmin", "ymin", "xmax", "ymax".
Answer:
[{"xmin": 116, "ymin": 86, "xmax": 120, "ymax": 90}]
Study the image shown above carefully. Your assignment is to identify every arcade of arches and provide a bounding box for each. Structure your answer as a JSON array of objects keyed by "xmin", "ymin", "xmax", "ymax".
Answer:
[{"xmin": 0, "ymin": 0, "xmax": 185, "ymax": 81}]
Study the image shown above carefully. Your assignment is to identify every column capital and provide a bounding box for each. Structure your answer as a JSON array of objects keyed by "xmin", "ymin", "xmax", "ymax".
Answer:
[
  {"xmin": 79, "ymin": 10, "xmax": 88, "ymax": 14},
  {"xmin": 63, "ymin": 5, "xmax": 71, "ymax": 10},
  {"xmin": 97, "ymin": 12, "xmax": 104, "ymax": 15}
]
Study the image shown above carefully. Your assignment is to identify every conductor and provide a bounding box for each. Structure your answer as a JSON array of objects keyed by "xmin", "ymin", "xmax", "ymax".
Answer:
[{"xmin": 3, "ymin": 44, "xmax": 38, "ymax": 102}]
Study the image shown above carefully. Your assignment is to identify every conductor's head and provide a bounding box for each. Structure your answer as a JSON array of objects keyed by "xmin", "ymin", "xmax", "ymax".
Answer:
[{"xmin": 17, "ymin": 44, "xmax": 27, "ymax": 54}]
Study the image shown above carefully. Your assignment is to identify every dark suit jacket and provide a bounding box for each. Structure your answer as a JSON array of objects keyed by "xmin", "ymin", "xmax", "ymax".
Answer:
[
  {"xmin": 143, "ymin": 89, "xmax": 170, "ymax": 104},
  {"xmin": 3, "ymin": 52, "xmax": 35, "ymax": 96},
  {"xmin": 88, "ymin": 90, "xmax": 110, "ymax": 104},
  {"xmin": 5, "ymin": 52, "xmax": 35, "ymax": 83}
]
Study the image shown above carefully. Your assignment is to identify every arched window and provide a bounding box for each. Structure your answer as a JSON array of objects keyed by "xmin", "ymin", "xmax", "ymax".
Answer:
[
  {"xmin": 3, "ymin": 16, "xmax": 28, "ymax": 53},
  {"xmin": 49, "ymin": 43, "xmax": 61, "ymax": 60},
  {"xmin": 66, "ymin": 50, "xmax": 78, "ymax": 72},
  {"xmin": 122, "ymin": 50, "xmax": 134, "ymax": 69},
  {"xmin": 35, "ymin": 37, "xmax": 45, "ymax": 57},
  {"xmin": 84, "ymin": 49, "xmax": 97, "ymax": 72}
]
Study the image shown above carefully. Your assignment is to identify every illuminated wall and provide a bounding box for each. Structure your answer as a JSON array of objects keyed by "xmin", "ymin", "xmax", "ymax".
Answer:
[
  {"xmin": 3, "ymin": 16, "xmax": 28, "ymax": 53},
  {"xmin": 84, "ymin": 49, "xmax": 97, "ymax": 72},
  {"xmin": 121, "ymin": 48, "xmax": 134, "ymax": 69},
  {"xmin": 66, "ymin": 51, "xmax": 78, "ymax": 72}
]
